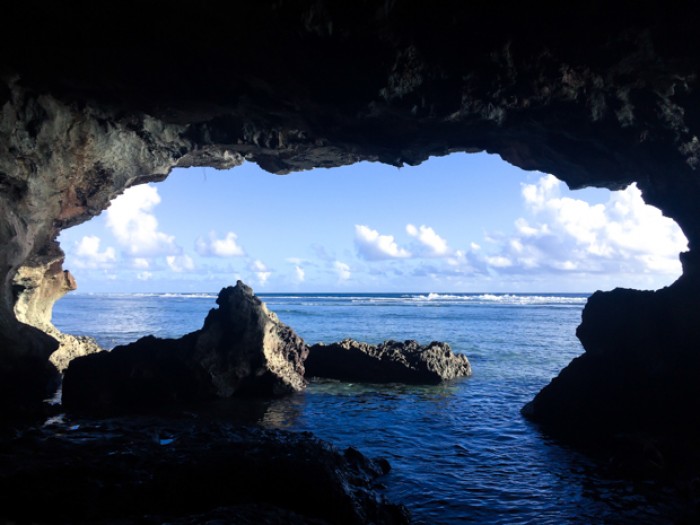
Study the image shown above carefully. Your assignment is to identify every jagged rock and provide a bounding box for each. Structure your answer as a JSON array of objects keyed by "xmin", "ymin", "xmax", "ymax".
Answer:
[
  {"xmin": 305, "ymin": 339, "xmax": 471, "ymax": 384},
  {"xmin": 0, "ymin": 417, "xmax": 410, "ymax": 524},
  {"xmin": 522, "ymin": 280, "xmax": 700, "ymax": 441},
  {"xmin": 12, "ymin": 257, "xmax": 101, "ymax": 372},
  {"xmin": 62, "ymin": 282, "xmax": 308, "ymax": 413}
]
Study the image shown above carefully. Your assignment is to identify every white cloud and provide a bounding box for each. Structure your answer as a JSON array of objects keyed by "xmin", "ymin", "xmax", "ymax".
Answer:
[
  {"xmin": 335, "ymin": 261, "xmax": 351, "ymax": 281},
  {"xmin": 483, "ymin": 175, "xmax": 687, "ymax": 276},
  {"xmin": 485, "ymin": 255, "xmax": 513, "ymax": 268},
  {"xmin": 195, "ymin": 231, "xmax": 245, "ymax": 257},
  {"xmin": 295, "ymin": 265, "xmax": 305, "ymax": 282},
  {"xmin": 73, "ymin": 235, "xmax": 116, "ymax": 269},
  {"xmin": 106, "ymin": 184, "xmax": 179, "ymax": 256},
  {"xmin": 251, "ymin": 259, "xmax": 271, "ymax": 285},
  {"xmin": 355, "ymin": 225, "xmax": 411, "ymax": 260},
  {"xmin": 136, "ymin": 271, "xmax": 153, "ymax": 281},
  {"xmin": 166, "ymin": 254, "xmax": 195, "ymax": 273},
  {"xmin": 406, "ymin": 224, "xmax": 450, "ymax": 256},
  {"xmin": 131, "ymin": 258, "xmax": 150, "ymax": 269}
]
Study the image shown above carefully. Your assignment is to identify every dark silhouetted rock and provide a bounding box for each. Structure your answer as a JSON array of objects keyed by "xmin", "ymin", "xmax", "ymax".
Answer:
[
  {"xmin": 306, "ymin": 339, "xmax": 471, "ymax": 384},
  {"xmin": 0, "ymin": 416, "xmax": 410, "ymax": 524},
  {"xmin": 62, "ymin": 281, "xmax": 308, "ymax": 413},
  {"xmin": 523, "ymin": 281, "xmax": 700, "ymax": 443}
]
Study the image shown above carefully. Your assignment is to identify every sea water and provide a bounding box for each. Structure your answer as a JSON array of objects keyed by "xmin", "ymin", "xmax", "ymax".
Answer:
[{"xmin": 53, "ymin": 292, "xmax": 687, "ymax": 524}]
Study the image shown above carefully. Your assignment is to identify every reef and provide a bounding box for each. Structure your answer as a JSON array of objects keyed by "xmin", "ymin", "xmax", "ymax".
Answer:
[{"xmin": 306, "ymin": 339, "xmax": 471, "ymax": 384}]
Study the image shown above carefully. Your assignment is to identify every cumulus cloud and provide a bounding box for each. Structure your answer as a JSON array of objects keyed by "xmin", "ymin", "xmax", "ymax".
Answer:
[
  {"xmin": 106, "ymin": 184, "xmax": 179, "ymax": 257},
  {"xmin": 166, "ymin": 254, "xmax": 195, "ymax": 273},
  {"xmin": 355, "ymin": 225, "xmax": 411, "ymax": 260},
  {"xmin": 72, "ymin": 235, "xmax": 116, "ymax": 269},
  {"xmin": 295, "ymin": 265, "xmax": 305, "ymax": 282},
  {"xmin": 406, "ymin": 224, "xmax": 450, "ymax": 256},
  {"xmin": 195, "ymin": 231, "xmax": 245, "ymax": 257},
  {"xmin": 335, "ymin": 261, "xmax": 351, "ymax": 281},
  {"xmin": 251, "ymin": 259, "xmax": 271, "ymax": 285},
  {"xmin": 483, "ymin": 175, "xmax": 687, "ymax": 276},
  {"xmin": 136, "ymin": 271, "xmax": 153, "ymax": 281}
]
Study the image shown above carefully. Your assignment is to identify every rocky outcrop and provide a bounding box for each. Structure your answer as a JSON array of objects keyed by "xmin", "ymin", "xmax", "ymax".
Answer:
[
  {"xmin": 12, "ymin": 256, "xmax": 101, "ymax": 372},
  {"xmin": 0, "ymin": 416, "xmax": 409, "ymax": 524},
  {"xmin": 522, "ymin": 278, "xmax": 700, "ymax": 441},
  {"xmin": 62, "ymin": 282, "xmax": 308, "ymax": 412},
  {"xmin": 306, "ymin": 339, "xmax": 471, "ymax": 384}
]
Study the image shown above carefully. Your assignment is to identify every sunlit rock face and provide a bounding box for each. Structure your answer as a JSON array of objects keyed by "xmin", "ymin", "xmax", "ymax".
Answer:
[
  {"xmin": 1, "ymin": 2, "xmax": 700, "ymax": 427},
  {"xmin": 62, "ymin": 282, "xmax": 308, "ymax": 413},
  {"xmin": 12, "ymin": 255, "xmax": 101, "ymax": 372}
]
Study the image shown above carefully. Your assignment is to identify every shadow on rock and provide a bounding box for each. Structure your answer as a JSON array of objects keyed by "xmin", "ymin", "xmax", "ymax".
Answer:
[{"xmin": 62, "ymin": 281, "xmax": 308, "ymax": 414}]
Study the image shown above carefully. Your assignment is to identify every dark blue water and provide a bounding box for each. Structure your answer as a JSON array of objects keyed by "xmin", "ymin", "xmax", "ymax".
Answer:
[{"xmin": 53, "ymin": 293, "xmax": 685, "ymax": 524}]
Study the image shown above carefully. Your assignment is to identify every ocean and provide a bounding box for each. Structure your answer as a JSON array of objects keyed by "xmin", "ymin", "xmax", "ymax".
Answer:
[{"xmin": 52, "ymin": 292, "xmax": 686, "ymax": 524}]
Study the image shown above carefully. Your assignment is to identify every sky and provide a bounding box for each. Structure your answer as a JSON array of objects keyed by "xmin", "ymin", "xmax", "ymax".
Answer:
[{"xmin": 58, "ymin": 152, "xmax": 688, "ymax": 294}]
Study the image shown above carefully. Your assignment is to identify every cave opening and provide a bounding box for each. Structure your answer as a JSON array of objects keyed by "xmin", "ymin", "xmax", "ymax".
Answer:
[{"xmin": 42, "ymin": 151, "xmax": 692, "ymax": 523}]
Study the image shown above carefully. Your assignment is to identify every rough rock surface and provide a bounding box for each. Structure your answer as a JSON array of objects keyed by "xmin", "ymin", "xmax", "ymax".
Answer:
[
  {"xmin": 523, "ymin": 278, "xmax": 700, "ymax": 441},
  {"xmin": 0, "ymin": 416, "xmax": 410, "ymax": 524},
  {"xmin": 62, "ymin": 282, "xmax": 308, "ymax": 413},
  {"xmin": 306, "ymin": 339, "xmax": 471, "ymax": 384},
  {"xmin": 0, "ymin": 1, "xmax": 699, "ymax": 442},
  {"xmin": 12, "ymin": 257, "xmax": 101, "ymax": 371}
]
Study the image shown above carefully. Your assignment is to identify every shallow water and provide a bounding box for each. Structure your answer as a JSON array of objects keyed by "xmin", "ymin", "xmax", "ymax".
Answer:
[{"xmin": 54, "ymin": 292, "xmax": 692, "ymax": 523}]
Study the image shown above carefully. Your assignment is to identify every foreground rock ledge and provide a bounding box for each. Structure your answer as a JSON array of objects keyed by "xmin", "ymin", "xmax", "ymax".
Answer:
[
  {"xmin": 0, "ymin": 416, "xmax": 409, "ymax": 524},
  {"xmin": 63, "ymin": 282, "xmax": 308, "ymax": 413},
  {"xmin": 306, "ymin": 339, "xmax": 472, "ymax": 384}
]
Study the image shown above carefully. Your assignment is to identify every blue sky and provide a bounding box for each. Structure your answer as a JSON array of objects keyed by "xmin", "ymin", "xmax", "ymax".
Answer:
[{"xmin": 59, "ymin": 152, "xmax": 688, "ymax": 293}]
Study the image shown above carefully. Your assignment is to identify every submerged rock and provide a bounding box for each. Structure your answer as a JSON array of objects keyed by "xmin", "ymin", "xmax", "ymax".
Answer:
[
  {"xmin": 0, "ymin": 416, "xmax": 410, "ymax": 524},
  {"xmin": 305, "ymin": 339, "xmax": 471, "ymax": 384},
  {"xmin": 62, "ymin": 281, "xmax": 308, "ymax": 413}
]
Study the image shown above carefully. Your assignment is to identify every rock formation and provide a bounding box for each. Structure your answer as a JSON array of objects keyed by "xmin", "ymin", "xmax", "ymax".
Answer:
[
  {"xmin": 0, "ymin": 1, "xmax": 698, "ymax": 448},
  {"xmin": 306, "ymin": 339, "xmax": 471, "ymax": 384},
  {"xmin": 522, "ymin": 277, "xmax": 700, "ymax": 441},
  {"xmin": 12, "ymin": 256, "xmax": 101, "ymax": 372},
  {"xmin": 0, "ymin": 416, "xmax": 409, "ymax": 524},
  {"xmin": 62, "ymin": 282, "xmax": 308, "ymax": 412}
]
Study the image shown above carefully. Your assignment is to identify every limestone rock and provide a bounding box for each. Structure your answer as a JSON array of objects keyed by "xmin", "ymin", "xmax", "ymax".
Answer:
[
  {"xmin": 194, "ymin": 281, "xmax": 308, "ymax": 396},
  {"xmin": 62, "ymin": 281, "xmax": 308, "ymax": 413},
  {"xmin": 305, "ymin": 338, "xmax": 471, "ymax": 384},
  {"xmin": 12, "ymin": 257, "xmax": 102, "ymax": 372}
]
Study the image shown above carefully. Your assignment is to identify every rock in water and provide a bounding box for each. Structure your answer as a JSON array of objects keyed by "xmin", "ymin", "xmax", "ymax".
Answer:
[
  {"xmin": 63, "ymin": 281, "xmax": 308, "ymax": 412},
  {"xmin": 305, "ymin": 339, "xmax": 471, "ymax": 384},
  {"xmin": 194, "ymin": 281, "xmax": 308, "ymax": 396}
]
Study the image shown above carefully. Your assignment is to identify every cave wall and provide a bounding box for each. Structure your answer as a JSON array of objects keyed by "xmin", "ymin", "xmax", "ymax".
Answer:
[{"xmin": 2, "ymin": 1, "xmax": 700, "ymax": 418}]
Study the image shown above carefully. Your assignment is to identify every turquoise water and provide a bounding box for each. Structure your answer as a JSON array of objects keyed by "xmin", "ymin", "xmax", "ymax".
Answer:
[{"xmin": 53, "ymin": 292, "xmax": 685, "ymax": 524}]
